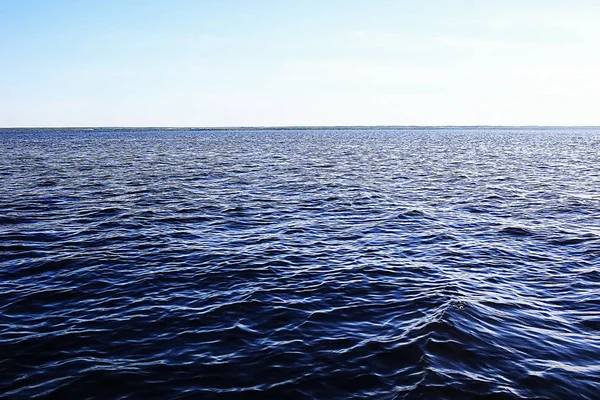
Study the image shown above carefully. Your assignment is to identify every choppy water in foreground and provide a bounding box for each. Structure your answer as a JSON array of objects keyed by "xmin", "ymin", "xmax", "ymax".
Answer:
[{"xmin": 1, "ymin": 127, "xmax": 599, "ymax": 399}]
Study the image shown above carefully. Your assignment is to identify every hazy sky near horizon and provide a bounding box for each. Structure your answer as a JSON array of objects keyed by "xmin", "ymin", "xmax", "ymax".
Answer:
[{"xmin": 1, "ymin": 0, "xmax": 600, "ymax": 127}]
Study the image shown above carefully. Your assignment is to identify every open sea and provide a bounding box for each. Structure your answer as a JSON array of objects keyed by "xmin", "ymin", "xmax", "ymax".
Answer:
[{"xmin": 0, "ymin": 127, "xmax": 599, "ymax": 399}]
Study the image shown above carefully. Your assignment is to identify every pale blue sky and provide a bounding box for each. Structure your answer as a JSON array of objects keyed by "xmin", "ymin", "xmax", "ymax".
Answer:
[{"xmin": 1, "ymin": 0, "xmax": 599, "ymax": 127}]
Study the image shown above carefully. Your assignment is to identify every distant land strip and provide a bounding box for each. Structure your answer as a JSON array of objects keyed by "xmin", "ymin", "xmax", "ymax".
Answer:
[{"xmin": 1, "ymin": 126, "xmax": 599, "ymax": 133}]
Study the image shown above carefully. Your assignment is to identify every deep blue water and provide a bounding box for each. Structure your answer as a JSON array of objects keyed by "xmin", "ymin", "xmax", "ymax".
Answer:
[{"xmin": 1, "ymin": 127, "xmax": 599, "ymax": 399}]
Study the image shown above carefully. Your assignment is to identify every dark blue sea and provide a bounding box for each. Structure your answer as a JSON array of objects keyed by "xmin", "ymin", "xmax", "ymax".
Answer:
[{"xmin": 1, "ymin": 127, "xmax": 599, "ymax": 399}]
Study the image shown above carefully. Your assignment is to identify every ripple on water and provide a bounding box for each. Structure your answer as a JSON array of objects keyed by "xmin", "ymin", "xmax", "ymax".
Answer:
[{"xmin": 1, "ymin": 127, "xmax": 600, "ymax": 399}]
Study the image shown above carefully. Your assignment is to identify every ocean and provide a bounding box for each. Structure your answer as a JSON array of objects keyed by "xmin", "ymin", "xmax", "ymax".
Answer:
[{"xmin": 1, "ymin": 127, "xmax": 599, "ymax": 399}]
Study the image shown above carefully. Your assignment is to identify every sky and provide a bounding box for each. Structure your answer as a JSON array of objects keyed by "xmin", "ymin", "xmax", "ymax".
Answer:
[{"xmin": 1, "ymin": 0, "xmax": 599, "ymax": 127}]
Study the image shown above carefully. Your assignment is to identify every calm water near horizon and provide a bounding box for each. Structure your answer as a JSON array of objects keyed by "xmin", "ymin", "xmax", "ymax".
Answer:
[{"xmin": 1, "ymin": 127, "xmax": 599, "ymax": 399}]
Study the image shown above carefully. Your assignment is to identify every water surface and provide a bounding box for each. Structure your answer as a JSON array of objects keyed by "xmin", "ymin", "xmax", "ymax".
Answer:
[{"xmin": 1, "ymin": 127, "xmax": 599, "ymax": 399}]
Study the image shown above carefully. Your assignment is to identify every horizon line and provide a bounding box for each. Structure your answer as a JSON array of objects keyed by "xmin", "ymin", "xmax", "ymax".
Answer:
[{"xmin": 1, "ymin": 124, "xmax": 600, "ymax": 130}]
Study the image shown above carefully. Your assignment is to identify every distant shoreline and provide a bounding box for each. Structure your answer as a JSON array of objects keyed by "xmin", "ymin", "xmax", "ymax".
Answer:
[{"xmin": 1, "ymin": 125, "xmax": 599, "ymax": 133}]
